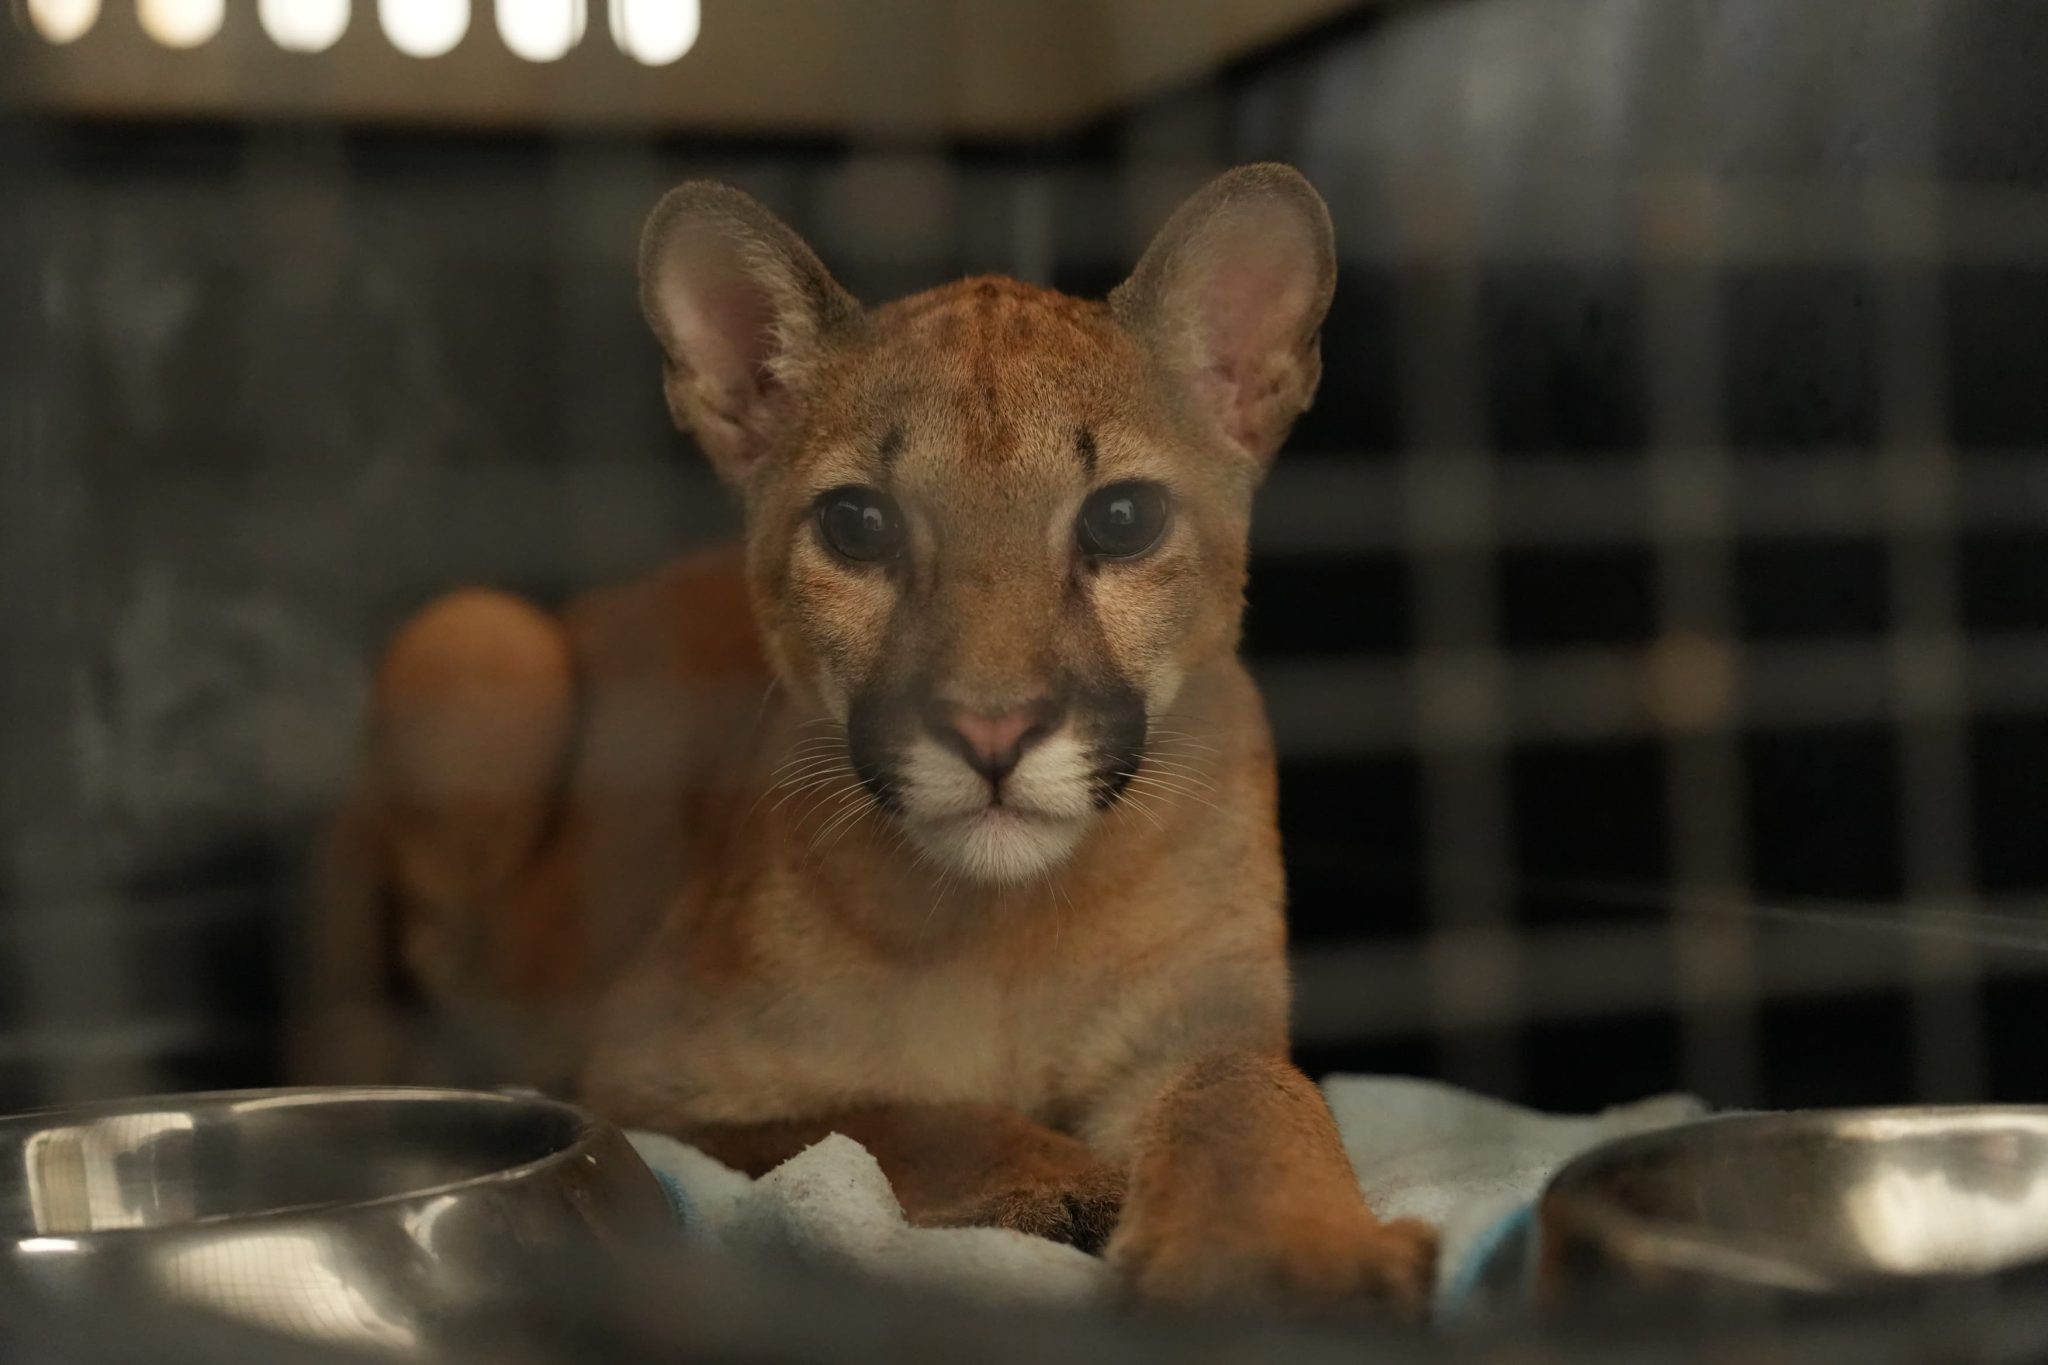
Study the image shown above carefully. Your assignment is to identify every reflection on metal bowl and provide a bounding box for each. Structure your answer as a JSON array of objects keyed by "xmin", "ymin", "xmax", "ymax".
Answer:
[
  {"xmin": 1539, "ymin": 1107, "xmax": 2048, "ymax": 1298},
  {"xmin": 0, "ymin": 1086, "xmax": 671, "ymax": 1358}
]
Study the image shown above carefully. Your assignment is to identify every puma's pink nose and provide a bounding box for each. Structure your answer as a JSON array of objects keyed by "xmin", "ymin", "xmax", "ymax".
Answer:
[{"xmin": 926, "ymin": 700, "xmax": 1061, "ymax": 785}]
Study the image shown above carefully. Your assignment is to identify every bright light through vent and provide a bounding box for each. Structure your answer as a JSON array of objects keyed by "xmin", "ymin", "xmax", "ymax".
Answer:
[
  {"xmin": 610, "ymin": 0, "xmax": 695, "ymax": 66},
  {"xmin": 380, "ymin": 0, "xmax": 466, "ymax": 57},
  {"xmin": 26, "ymin": 0, "xmax": 100, "ymax": 42},
  {"xmin": 259, "ymin": 0, "xmax": 348, "ymax": 51},
  {"xmin": 496, "ymin": 0, "xmax": 582, "ymax": 62},
  {"xmin": 139, "ymin": 0, "xmax": 223, "ymax": 46}
]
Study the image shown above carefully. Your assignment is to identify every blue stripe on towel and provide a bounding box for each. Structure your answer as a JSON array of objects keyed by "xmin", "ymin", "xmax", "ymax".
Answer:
[
  {"xmin": 648, "ymin": 1166, "xmax": 693, "ymax": 1228},
  {"xmin": 1443, "ymin": 1203, "xmax": 1534, "ymax": 1318}
]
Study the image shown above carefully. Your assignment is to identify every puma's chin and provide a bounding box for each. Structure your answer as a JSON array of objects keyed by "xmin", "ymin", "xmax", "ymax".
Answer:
[{"xmin": 907, "ymin": 805, "xmax": 1092, "ymax": 884}]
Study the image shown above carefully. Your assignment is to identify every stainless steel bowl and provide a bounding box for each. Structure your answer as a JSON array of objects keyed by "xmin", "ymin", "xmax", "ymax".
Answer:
[
  {"xmin": 0, "ymin": 1086, "xmax": 671, "ymax": 1359},
  {"xmin": 1539, "ymin": 1107, "xmax": 2048, "ymax": 1297}
]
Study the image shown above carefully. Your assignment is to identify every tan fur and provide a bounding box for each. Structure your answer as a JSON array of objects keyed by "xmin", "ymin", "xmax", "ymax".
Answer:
[{"xmin": 305, "ymin": 165, "xmax": 1436, "ymax": 1311}]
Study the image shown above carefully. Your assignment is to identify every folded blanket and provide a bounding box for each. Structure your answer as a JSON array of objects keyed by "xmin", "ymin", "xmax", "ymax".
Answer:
[{"xmin": 625, "ymin": 1075, "xmax": 1706, "ymax": 1315}]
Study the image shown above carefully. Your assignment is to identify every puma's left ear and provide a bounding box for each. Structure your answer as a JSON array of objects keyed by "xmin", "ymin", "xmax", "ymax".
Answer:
[{"xmin": 1111, "ymin": 164, "xmax": 1336, "ymax": 466}]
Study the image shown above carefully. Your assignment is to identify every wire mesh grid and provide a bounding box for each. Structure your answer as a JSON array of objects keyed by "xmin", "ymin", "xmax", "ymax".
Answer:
[{"xmin": 2, "ymin": 0, "xmax": 2047, "ymax": 1134}]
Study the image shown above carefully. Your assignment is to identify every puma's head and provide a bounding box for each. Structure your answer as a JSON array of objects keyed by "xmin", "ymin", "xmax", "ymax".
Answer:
[{"xmin": 640, "ymin": 165, "xmax": 1334, "ymax": 884}]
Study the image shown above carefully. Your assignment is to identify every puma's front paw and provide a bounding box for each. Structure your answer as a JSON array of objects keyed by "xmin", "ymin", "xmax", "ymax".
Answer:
[
  {"xmin": 1110, "ymin": 1206, "xmax": 1438, "ymax": 1316},
  {"xmin": 915, "ymin": 1163, "xmax": 1127, "ymax": 1254}
]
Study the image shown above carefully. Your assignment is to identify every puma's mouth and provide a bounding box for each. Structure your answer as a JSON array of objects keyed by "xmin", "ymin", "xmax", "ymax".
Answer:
[
  {"xmin": 835, "ymin": 682, "xmax": 1149, "ymax": 884},
  {"xmin": 882, "ymin": 727, "xmax": 1104, "ymax": 882},
  {"xmin": 910, "ymin": 801, "xmax": 1092, "ymax": 884},
  {"xmin": 945, "ymin": 801, "xmax": 1064, "ymax": 830}
]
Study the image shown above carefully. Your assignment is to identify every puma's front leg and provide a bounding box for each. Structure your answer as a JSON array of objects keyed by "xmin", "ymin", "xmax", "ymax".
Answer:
[
  {"xmin": 687, "ymin": 1104, "xmax": 1126, "ymax": 1254},
  {"xmin": 1108, "ymin": 1050, "xmax": 1437, "ymax": 1312}
]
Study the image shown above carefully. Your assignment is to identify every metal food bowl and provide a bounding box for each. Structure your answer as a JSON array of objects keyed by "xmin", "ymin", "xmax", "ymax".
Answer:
[
  {"xmin": 1539, "ymin": 1107, "xmax": 2048, "ymax": 1298},
  {"xmin": 0, "ymin": 1086, "xmax": 671, "ymax": 1359}
]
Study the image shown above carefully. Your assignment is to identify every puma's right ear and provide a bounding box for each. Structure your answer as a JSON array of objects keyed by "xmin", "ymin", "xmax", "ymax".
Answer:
[{"xmin": 639, "ymin": 182, "xmax": 861, "ymax": 486}]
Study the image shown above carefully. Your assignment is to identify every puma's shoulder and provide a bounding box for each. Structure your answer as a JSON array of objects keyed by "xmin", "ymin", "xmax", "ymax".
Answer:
[{"xmin": 561, "ymin": 543, "xmax": 766, "ymax": 695}]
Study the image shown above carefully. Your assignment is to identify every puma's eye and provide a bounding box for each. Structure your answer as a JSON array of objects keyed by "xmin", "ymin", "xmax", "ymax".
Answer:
[
  {"xmin": 1077, "ymin": 481, "xmax": 1170, "ymax": 560},
  {"xmin": 816, "ymin": 485, "xmax": 904, "ymax": 564}
]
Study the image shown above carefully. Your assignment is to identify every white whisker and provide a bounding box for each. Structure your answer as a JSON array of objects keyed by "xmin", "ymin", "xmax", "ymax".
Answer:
[
  {"xmin": 1139, "ymin": 756, "xmax": 1217, "ymax": 784},
  {"xmin": 766, "ymin": 754, "xmax": 848, "ymax": 786},
  {"xmin": 1124, "ymin": 773, "xmax": 1228, "ymax": 817},
  {"xmin": 812, "ymin": 779, "xmax": 879, "ymax": 848},
  {"xmin": 1109, "ymin": 784, "xmax": 1169, "ymax": 834},
  {"xmin": 767, "ymin": 771, "xmax": 856, "ymax": 820},
  {"xmin": 802, "ymin": 787, "xmax": 867, "ymax": 857},
  {"xmin": 818, "ymin": 795, "xmax": 877, "ymax": 853}
]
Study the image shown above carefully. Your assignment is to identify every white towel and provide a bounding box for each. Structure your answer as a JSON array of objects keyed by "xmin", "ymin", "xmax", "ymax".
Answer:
[
  {"xmin": 626, "ymin": 1074, "xmax": 1706, "ymax": 1314},
  {"xmin": 1328, "ymin": 1075, "xmax": 1707, "ymax": 1311}
]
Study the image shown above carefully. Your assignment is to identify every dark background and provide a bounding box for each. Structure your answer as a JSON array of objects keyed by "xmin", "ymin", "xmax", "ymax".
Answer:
[{"xmin": 6, "ymin": 0, "xmax": 2047, "ymax": 1116}]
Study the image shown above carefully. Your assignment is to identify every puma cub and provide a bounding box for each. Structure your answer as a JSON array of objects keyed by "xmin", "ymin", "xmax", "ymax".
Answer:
[{"xmin": 306, "ymin": 165, "xmax": 1437, "ymax": 1308}]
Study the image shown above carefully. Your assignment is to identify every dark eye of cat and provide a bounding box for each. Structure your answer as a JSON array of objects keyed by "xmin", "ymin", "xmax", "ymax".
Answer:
[
  {"xmin": 1077, "ymin": 481, "xmax": 1170, "ymax": 560},
  {"xmin": 815, "ymin": 485, "xmax": 904, "ymax": 564}
]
